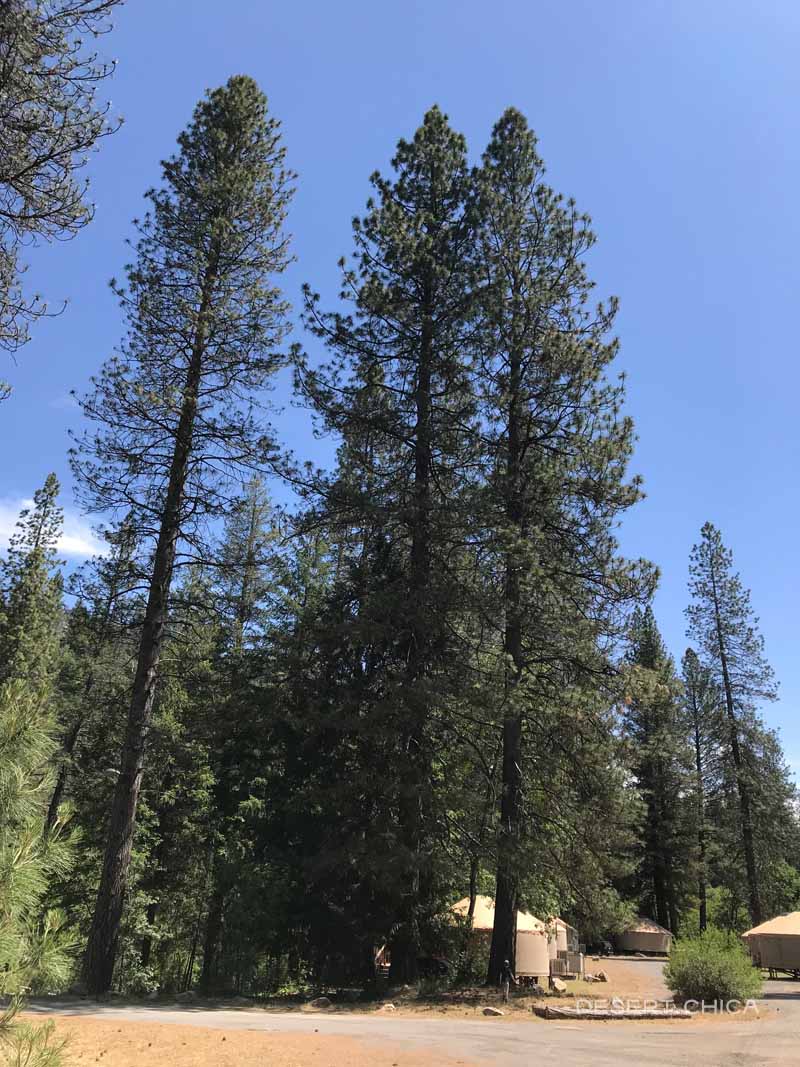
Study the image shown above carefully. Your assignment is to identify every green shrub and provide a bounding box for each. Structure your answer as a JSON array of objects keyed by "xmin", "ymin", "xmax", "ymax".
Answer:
[{"xmin": 664, "ymin": 928, "xmax": 762, "ymax": 1003}]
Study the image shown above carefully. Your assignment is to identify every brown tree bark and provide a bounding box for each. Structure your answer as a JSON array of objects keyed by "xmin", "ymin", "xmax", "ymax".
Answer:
[
  {"xmin": 45, "ymin": 716, "xmax": 83, "ymax": 832},
  {"xmin": 83, "ymin": 260, "xmax": 217, "ymax": 996},
  {"xmin": 689, "ymin": 689, "xmax": 708, "ymax": 932},
  {"xmin": 488, "ymin": 341, "xmax": 524, "ymax": 984},
  {"xmin": 710, "ymin": 568, "xmax": 762, "ymax": 926},
  {"xmin": 200, "ymin": 883, "xmax": 227, "ymax": 993},
  {"xmin": 389, "ymin": 299, "xmax": 433, "ymax": 986}
]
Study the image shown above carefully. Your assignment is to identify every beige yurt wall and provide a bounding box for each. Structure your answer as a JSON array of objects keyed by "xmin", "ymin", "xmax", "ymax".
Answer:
[
  {"xmin": 743, "ymin": 913, "xmax": 800, "ymax": 971},
  {"xmin": 747, "ymin": 934, "xmax": 800, "ymax": 970},
  {"xmin": 515, "ymin": 930, "xmax": 549, "ymax": 979},
  {"xmin": 547, "ymin": 928, "xmax": 558, "ymax": 960},
  {"xmin": 555, "ymin": 922, "xmax": 568, "ymax": 953},
  {"xmin": 616, "ymin": 929, "xmax": 671, "ymax": 954}
]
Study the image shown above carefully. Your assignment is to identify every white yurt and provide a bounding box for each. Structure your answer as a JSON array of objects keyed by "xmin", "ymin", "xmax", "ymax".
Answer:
[
  {"xmin": 743, "ymin": 912, "xmax": 800, "ymax": 972},
  {"xmin": 450, "ymin": 895, "xmax": 549, "ymax": 981},
  {"xmin": 616, "ymin": 917, "xmax": 672, "ymax": 954},
  {"xmin": 450, "ymin": 894, "xmax": 544, "ymax": 933},
  {"xmin": 515, "ymin": 928, "xmax": 550, "ymax": 979}
]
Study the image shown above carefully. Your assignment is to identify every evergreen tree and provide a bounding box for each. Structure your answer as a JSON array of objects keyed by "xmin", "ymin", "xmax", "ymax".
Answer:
[
  {"xmin": 686, "ymin": 522, "xmax": 776, "ymax": 925},
  {"xmin": 471, "ymin": 109, "xmax": 652, "ymax": 979},
  {"xmin": 0, "ymin": 0, "xmax": 122, "ymax": 382},
  {"xmin": 71, "ymin": 75, "xmax": 293, "ymax": 994},
  {"xmin": 681, "ymin": 647, "xmax": 722, "ymax": 932},
  {"xmin": 0, "ymin": 682, "xmax": 73, "ymax": 1066},
  {"xmin": 706, "ymin": 712, "xmax": 798, "ymax": 928},
  {"xmin": 0, "ymin": 473, "xmax": 64, "ymax": 689},
  {"xmin": 200, "ymin": 478, "xmax": 276, "ymax": 992},
  {"xmin": 46, "ymin": 516, "xmax": 140, "ymax": 831},
  {"xmin": 0, "ymin": 485, "xmax": 71, "ymax": 1063},
  {"xmin": 129, "ymin": 573, "xmax": 217, "ymax": 994},
  {"xmin": 622, "ymin": 608, "xmax": 691, "ymax": 934},
  {"xmin": 297, "ymin": 106, "xmax": 479, "ymax": 981}
]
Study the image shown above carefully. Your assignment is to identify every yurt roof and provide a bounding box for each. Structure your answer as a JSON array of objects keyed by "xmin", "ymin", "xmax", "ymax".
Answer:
[
  {"xmin": 450, "ymin": 895, "xmax": 544, "ymax": 933},
  {"xmin": 743, "ymin": 912, "xmax": 800, "ymax": 938},
  {"xmin": 623, "ymin": 916, "xmax": 672, "ymax": 936}
]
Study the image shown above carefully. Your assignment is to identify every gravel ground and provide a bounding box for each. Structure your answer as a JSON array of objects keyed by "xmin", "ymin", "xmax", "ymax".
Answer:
[{"xmin": 23, "ymin": 961, "xmax": 800, "ymax": 1067}]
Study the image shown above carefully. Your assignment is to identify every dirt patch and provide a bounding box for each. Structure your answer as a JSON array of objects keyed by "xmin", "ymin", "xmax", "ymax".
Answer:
[
  {"xmin": 569, "ymin": 958, "xmax": 671, "ymax": 1000},
  {"xmin": 22, "ymin": 1015, "xmax": 477, "ymax": 1067},
  {"xmin": 365, "ymin": 959, "xmax": 671, "ymax": 1018}
]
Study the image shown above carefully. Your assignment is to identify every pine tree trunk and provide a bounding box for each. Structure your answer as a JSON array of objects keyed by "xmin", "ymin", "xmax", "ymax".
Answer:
[
  {"xmin": 710, "ymin": 569, "xmax": 762, "ymax": 925},
  {"xmin": 489, "ymin": 708, "xmax": 523, "ymax": 979},
  {"xmin": 691, "ymin": 704, "xmax": 708, "ymax": 932},
  {"xmin": 83, "ymin": 262, "xmax": 217, "ymax": 996},
  {"xmin": 200, "ymin": 883, "xmax": 226, "ymax": 993},
  {"xmin": 652, "ymin": 841, "xmax": 669, "ymax": 931},
  {"xmin": 45, "ymin": 716, "xmax": 83, "ymax": 831},
  {"xmin": 488, "ymin": 342, "xmax": 523, "ymax": 984},
  {"xmin": 667, "ymin": 878, "xmax": 679, "ymax": 937},
  {"xmin": 140, "ymin": 900, "xmax": 158, "ymax": 969},
  {"xmin": 389, "ymin": 301, "xmax": 434, "ymax": 985},
  {"xmin": 360, "ymin": 941, "xmax": 377, "ymax": 987},
  {"xmin": 468, "ymin": 857, "xmax": 479, "ymax": 919},
  {"xmin": 183, "ymin": 921, "xmax": 201, "ymax": 992}
]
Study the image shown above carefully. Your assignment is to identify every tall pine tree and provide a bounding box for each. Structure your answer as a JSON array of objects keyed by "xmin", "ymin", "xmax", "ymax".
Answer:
[
  {"xmin": 471, "ymin": 109, "xmax": 651, "ymax": 978},
  {"xmin": 686, "ymin": 522, "xmax": 777, "ymax": 926},
  {"xmin": 297, "ymin": 106, "xmax": 478, "ymax": 981},
  {"xmin": 622, "ymin": 608, "xmax": 691, "ymax": 934},
  {"xmin": 680, "ymin": 647, "xmax": 722, "ymax": 932},
  {"xmin": 0, "ymin": 473, "xmax": 64, "ymax": 689},
  {"xmin": 0, "ymin": 481, "xmax": 72, "ymax": 1065},
  {"xmin": 71, "ymin": 75, "xmax": 293, "ymax": 994}
]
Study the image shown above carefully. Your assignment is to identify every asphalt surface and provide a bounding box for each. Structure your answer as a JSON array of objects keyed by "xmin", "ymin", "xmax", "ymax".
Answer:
[{"xmin": 25, "ymin": 969, "xmax": 800, "ymax": 1067}]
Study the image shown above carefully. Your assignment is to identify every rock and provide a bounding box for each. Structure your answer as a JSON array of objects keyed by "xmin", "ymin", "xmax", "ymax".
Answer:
[
  {"xmin": 551, "ymin": 978, "xmax": 567, "ymax": 994},
  {"xmin": 594, "ymin": 970, "xmax": 609, "ymax": 982},
  {"xmin": 378, "ymin": 1003, "xmax": 396, "ymax": 1013},
  {"xmin": 482, "ymin": 1006, "xmax": 504, "ymax": 1016},
  {"xmin": 174, "ymin": 990, "xmax": 197, "ymax": 1001},
  {"xmin": 309, "ymin": 996, "xmax": 333, "ymax": 1010}
]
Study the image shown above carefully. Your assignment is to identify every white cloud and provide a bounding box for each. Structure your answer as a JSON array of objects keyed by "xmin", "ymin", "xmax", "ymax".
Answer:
[{"xmin": 0, "ymin": 497, "xmax": 104, "ymax": 559}]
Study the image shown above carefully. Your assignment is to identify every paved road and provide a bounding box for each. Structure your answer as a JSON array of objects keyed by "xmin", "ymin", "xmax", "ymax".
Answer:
[{"xmin": 26, "ymin": 978, "xmax": 800, "ymax": 1067}]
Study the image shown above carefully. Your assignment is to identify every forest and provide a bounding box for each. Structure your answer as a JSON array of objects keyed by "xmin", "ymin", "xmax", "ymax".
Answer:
[{"xmin": 1, "ymin": 0, "xmax": 798, "ymax": 1033}]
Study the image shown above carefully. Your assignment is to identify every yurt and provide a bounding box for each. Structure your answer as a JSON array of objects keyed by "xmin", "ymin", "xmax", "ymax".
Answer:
[
  {"xmin": 451, "ymin": 895, "xmax": 544, "ymax": 933},
  {"xmin": 616, "ymin": 917, "xmax": 672, "ymax": 955},
  {"xmin": 450, "ymin": 895, "xmax": 549, "ymax": 982},
  {"xmin": 515, "ymin": 928, "xmax": 550, "ymax": 980},
  {"xmin": 553, "ymin": 917, "xmax": 579, "ymax": 953},
  {"xmin": 743, "ymin": 913, "xmax": 800, "ymax": 973},
  {"xmin": 546, "ymin": 923, "xmax": 558, "ymax": 960}
]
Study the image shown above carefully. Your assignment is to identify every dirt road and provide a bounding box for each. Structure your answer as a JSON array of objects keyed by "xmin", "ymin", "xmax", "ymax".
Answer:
[{"xmin": 25, "ymin": 970, "xmax": 800, "ymax": 1067}]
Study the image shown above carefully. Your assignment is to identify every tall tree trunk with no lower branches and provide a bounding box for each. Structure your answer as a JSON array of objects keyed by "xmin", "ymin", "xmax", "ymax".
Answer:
[{"xmin": 73, "ymin": 76, "xmax": 293, "ymax": 994}]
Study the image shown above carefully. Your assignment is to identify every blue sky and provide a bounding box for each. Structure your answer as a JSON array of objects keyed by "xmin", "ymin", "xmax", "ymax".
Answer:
[{"xmin": 1, "ymin": 0, "xmax": 798, "ymax": 771}]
